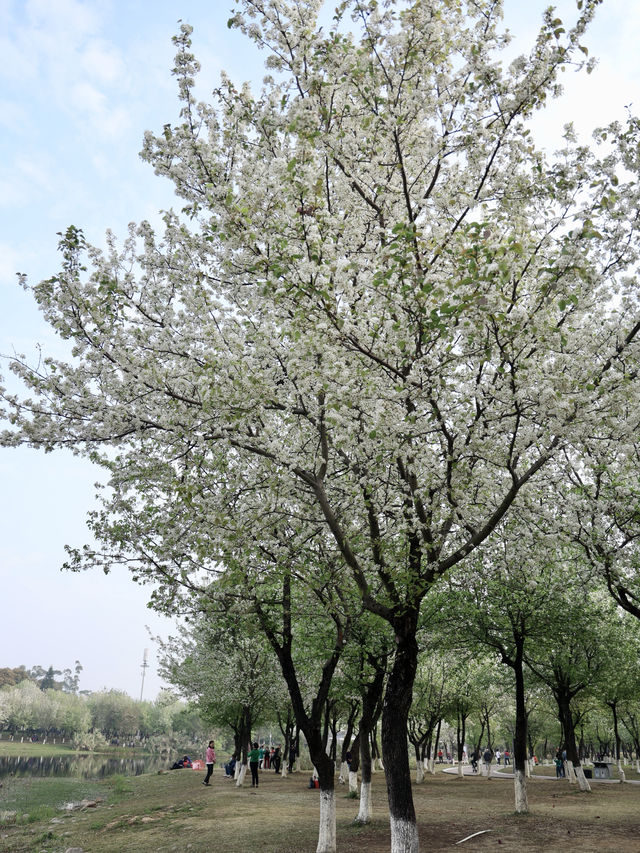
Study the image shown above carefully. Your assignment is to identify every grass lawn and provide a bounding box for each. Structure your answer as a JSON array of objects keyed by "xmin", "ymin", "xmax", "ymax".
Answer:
[
  {"xmin": 0, "ymin": 741, "xmax": 80, "ymax": 759},
  {"xmin": 1, "ymin": 764, "xmax": 640, "ymax": 852}
]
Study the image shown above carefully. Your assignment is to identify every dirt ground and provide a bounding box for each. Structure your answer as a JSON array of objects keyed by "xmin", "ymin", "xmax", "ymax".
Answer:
[{"xmin": 2, "ymin": 765, "xmax": 640, "ymax": 852}]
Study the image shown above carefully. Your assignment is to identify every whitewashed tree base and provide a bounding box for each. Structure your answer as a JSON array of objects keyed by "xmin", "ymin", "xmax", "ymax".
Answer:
[
  {"xmin": 415, "ymin": 762, "xmax": 424, "ymax": 784},
  {"xmin": 574, "ymin": 764, "xmax": 592, "ymax": 792},
  {"xmin": 236, "ymin": 764, "xmax": 248, "ymax": 787},
  {"xmin": 348, "ymin": 770, "xmax": 358, "ymax": 794},
  {"xmin": 338, "ymin": 761, "xmax": 348, "ymax": 784},
  {"xmin": 355, "ymin": 781, "xmax": 373, "ymax": 824},
  {"xmin": 316, "ymin": 789, "xmax": 336, "ymax": 853},
  {"xmin": 390, "ymin": 816, "xmax": 419, "ymax": 853},
  {"xmin": 514, "ymin": 769, "xmax": 528, "ymax": 813}
]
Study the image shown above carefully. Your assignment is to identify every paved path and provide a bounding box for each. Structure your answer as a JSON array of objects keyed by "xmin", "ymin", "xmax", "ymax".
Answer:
[{"xmin": 441, "ymin": 764, "xmax": 640, "ymax": 784}]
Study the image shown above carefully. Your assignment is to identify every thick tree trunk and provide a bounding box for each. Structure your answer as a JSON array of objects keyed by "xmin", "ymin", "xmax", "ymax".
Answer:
[{"xmin": 381, "ymin": 625, "xmax": 419, "ymax": 853}]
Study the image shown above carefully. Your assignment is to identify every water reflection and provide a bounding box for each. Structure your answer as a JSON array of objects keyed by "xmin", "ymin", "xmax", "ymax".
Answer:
[{"xmin": 0, "ymin": 754, "xmax": 170, "ymax": 779}]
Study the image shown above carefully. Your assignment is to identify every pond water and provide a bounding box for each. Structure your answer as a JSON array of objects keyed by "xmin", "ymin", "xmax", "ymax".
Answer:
[{"xmin": 0, "ymin": 753, "xmax": 174, "ymax": 780}]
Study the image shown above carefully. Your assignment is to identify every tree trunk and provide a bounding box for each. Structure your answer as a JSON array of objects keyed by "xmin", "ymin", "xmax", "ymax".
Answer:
[
  {"xmin": 456, "ymin": 710, "xmax": 467, "ymax": 780},
  {"xmin": 512, "ymin": 645, "xmax": 529, "ymax": 813},
  {"xmin": 235, "ymin": 709, "xmax": 252, "ymax": 788},
  {"xmin": 607, "ymin": 700, "xmax": 622, "ymax": 771},
  {"xmin": 514, "ymin": 769, "xmax": 528, "ymax": 812},
  {"xmin": 381, "ymin": 624, "xmax": 419, "ymax": 853},
  {"xmin": 317, "ymin": 788, "xmax": 337, "ymax": 853},
  {"xmin": 356, "ymin": 719, "xmax": 374, "ymax": 824},
  {"xmin": 559, "ymin": 700, "xmax": 591, "ymax": 793}
]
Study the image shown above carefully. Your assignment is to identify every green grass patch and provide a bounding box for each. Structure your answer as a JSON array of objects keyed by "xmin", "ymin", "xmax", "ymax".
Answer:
[
  {"xmin": 107, "ymin": 773, "xmax": 133, "ymax": 797},
  {"xmin": 0, "ymin": 775, "xmax": 103, "ymax": 817},
  {"xmin": 0, "ymin": 740, "xmax": 79, "ymax": 758}
]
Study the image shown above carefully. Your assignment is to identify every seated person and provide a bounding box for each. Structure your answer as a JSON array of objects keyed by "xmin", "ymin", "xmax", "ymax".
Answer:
[
  {"xmin": 224, "ymin": 756, "xmax": 237, "ymax": 777},
  {"xmin": 171, "ymin": 755, "xmax": 192, "ymax": 769}
]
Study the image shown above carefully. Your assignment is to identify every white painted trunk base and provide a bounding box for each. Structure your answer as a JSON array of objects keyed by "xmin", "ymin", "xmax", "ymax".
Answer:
[
  {"xmin": 566, "ymin": 760, "xmax": 577, "ymax": 784},
  {"xmin": 390, "ymin": 816, "xmax": 419, "ymax": 853},
  {"xmin": 514, "ymin": 769, "xmax": 528, "ymax": 813},
  {"xmin": 428, "ymin": 758, "xmax": 435, "ymax": 775},
  {"xmin": 348, "ymin": 770, "xmax": 359, "ymax": 794},
  {"xmin": 355, "ymin": 780, "xmax": 373, "ymax": 824},
  {"xmin": 338, "ymin": 761, "xmax": 348, "ymax": 784},
  {"xmin": 415, "ymin": 762, "xmax": 424, "ymax": 784},
  {"xmin": 281, "ymin": 764, "xmax": 288, "ymax": 778},
  {"xmin": 574, "ymin": 765, "xmax": 592, "ymax": 792},
  {"xmin": 235, "ymin": 764, "xmax": 248, "ymax": 787},
  {"xmin": 457, "ymin": 761, "xmax": 464, "ymax": 779},
  {"xmin": 316, "ymin": 789, "xmax": 336, "ymax": 853}
]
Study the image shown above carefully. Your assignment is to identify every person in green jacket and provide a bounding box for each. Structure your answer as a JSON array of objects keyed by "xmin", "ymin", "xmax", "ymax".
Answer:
[{"xmin": 249, "ymin": 741, "xmax": 260, "ymax": 788}]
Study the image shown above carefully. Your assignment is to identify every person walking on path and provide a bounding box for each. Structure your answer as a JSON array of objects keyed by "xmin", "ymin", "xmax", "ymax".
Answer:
[
  {"xmin": 470, "ymin": 749, "xmax": 478, "ymax": 773},
  {"xmin": 483, "ymin": 747, "xmax": 492, "ymax": 778},
  {"xmin": 249, "ymin": 741, "xmax": 261, "ymax": 788},
  {"xmin": 203, "ymin": 740, "xmax": 216, "ymax": 786}
]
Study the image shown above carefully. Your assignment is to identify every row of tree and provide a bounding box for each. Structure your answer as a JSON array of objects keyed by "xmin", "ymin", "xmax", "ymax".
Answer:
[
  {"xmin": 0, "ymin": 662, "xmax": 83, "ymax": 693},
  {"xmin": 4, "ymin": 2, "xmax": 640, "ymax": 851},
  {"xmin": 158, "ymin": 563, "xmax": 640, "ymax": 791},
  {"xmin": 0, "ymin": 682, "xmax": 206, "ymax": 745}
]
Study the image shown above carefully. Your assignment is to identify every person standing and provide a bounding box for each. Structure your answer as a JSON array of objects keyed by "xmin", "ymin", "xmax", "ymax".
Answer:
[
  {"xmin": 273, "ymin": 745, "xmax": 282, "ymax": 774},
  {"xmin": 249, "ymin": 741, "xmax": 261, "ymax": 787},
  {"xmin": 288, "ymin": 740, "xmax": 297, "ymax": 774},
  {"xmin": 203, "ymin": 740, "xmax": 216, "ymax": 786}
]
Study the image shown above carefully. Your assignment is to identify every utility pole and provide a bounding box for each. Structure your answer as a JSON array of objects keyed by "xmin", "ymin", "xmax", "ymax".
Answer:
[{"xmin": 139, "ymin": 648, "xmax": 149, "ymax": 702}]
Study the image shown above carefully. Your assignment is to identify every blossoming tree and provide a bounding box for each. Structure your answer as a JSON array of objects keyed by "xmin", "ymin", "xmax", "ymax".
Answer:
[{"xmin": 3, "ymin": 1, "xmax": 640, "ymax": 850}]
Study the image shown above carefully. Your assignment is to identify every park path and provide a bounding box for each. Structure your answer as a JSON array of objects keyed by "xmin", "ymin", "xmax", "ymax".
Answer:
[{"xmin": 441, "ymin": 764, "xmax": 640, "ymax": 784}]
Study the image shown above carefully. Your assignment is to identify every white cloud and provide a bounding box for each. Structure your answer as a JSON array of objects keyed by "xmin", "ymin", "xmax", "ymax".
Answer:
[{"xmin": 80, "ymin": 38, "xmax": 125, "ymax": 85}]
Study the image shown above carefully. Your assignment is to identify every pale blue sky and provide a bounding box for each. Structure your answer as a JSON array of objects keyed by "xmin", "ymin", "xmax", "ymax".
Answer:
[{"xmin": 1, "ymin": 0, "xmax": 638, "ymax": 697}]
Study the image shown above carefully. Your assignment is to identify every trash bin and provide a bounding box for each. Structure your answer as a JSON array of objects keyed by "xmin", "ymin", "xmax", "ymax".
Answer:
[
  {"xmin": 593, "ymin": 762, "xmax": 611, "ymax": 779},
  {"xmin": 583, "ymin": 767, "xmax": 592, "ymax": 779}
]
